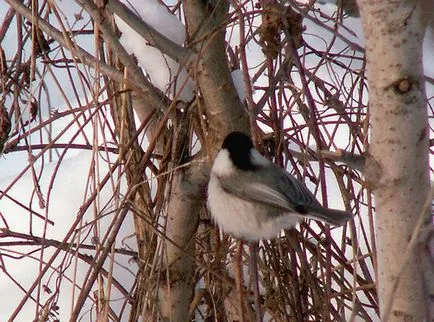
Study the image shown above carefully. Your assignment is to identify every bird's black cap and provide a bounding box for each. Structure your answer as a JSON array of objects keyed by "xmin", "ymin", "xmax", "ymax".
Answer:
[{"xmin": 221, "ymin": 131, "xmax": 257, "ymax": 170}]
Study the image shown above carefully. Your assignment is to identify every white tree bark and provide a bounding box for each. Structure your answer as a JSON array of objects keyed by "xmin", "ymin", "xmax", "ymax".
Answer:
[{"xmin": 357, "ymin": 1, "xmax": 431, "ymax": 321}]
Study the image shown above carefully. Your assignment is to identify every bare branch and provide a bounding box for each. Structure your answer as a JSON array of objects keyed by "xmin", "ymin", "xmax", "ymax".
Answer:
[{"xmin": 105, "ymin": 0, "xmax": 196, "ymax": 66}]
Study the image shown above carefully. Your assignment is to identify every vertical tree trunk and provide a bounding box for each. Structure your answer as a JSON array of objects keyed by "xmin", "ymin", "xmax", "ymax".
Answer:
[
  {"xmin": 158, "ymin": 167, "xmax": 205, "ymax": 321},
  {"xmin": 184, "ymin": 0, "xmax": 250, "ymax": 147},
  {"xmin": 357, "ymin": 1, "xmax": 431, "ymax": 321}
]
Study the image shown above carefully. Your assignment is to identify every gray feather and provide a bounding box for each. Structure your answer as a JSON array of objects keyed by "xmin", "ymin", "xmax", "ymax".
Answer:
[{"xmin": 217, "ymin": 162, "xmax": 353, "ymax": 226}]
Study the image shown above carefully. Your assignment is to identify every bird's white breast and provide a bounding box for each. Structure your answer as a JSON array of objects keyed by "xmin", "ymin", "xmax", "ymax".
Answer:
[{"xmin": 208, "ymin": 150, "xmax": 299, "ymax": 240}]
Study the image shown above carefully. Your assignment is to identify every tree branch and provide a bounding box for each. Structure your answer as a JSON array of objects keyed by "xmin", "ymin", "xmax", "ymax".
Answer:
[
  {"xmin": 105, "ymin": 0, "xmax": 196, "ymax": 67},
  {"xmin": 6, "ymin": 0, "xmax": 166, "ymax": 112}
]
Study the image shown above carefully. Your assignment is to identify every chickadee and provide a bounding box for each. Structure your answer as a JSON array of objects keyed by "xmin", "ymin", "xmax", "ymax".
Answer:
[{"xmin": 207, "ymin": 131, "xmax": 353, "ymax": 241}]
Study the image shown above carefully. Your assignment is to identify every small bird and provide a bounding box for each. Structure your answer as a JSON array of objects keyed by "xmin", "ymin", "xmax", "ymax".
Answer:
[{"xmin": 207, "ymin": 131, "xmax": 353, "ymax": 240}]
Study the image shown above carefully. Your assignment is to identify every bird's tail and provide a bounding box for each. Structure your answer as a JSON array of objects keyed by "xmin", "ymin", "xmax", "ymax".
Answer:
[{"xmin": 307, "ymin": 207, "xmax": 353, "ymax": 226}]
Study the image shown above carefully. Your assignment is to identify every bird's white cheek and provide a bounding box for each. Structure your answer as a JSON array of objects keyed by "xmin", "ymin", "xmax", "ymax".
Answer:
[{"xmin": 211, "ymin": 150, "xmax": 235, "ymax": 176}]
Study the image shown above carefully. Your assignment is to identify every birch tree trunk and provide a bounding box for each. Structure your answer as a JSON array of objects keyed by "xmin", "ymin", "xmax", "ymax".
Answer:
[{"xmin": 357, "ymin": 1, "xmax": 431, "ymax": 320}]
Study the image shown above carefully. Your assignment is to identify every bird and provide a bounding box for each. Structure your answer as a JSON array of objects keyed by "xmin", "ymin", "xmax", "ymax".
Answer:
[{"xmin": 207, "ymin": 131, "xmax": 353, "ymax": 241}]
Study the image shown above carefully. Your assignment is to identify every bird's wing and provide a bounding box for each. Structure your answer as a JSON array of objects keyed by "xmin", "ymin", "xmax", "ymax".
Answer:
[
  {"xmin": 219, "ymin": 177, "xmax": 294, "ymax": 211},
  {"xmin": 277, "ymin": 172, "xmax": 353, "ymax": 225},
  {"xmin": 216, "ymin": 166, "xmax": 352, "ymax": 226},
  {"xmin": 277, "ymin": 171, "xmax": 321, "ymax": 209},
  {"xmin": 217, "ymin": 166, "xmax": 322, "ymax": 214}
]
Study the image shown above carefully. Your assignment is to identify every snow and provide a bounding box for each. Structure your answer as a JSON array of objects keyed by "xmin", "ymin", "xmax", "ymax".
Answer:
[
  {"xmin": 231, "ymin": 69, "xmax": 247, "ymax": 101},
  {"xmin": 0, "ymin": 150, "xmax": 137, "ymax": 320},
  {"xmin": 114, "ymin": 0, "xmax": 195, "ymax": 102},
  {"xmin": 114, "ymin": 0, "xmax": 255, "ymax": 104}
]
